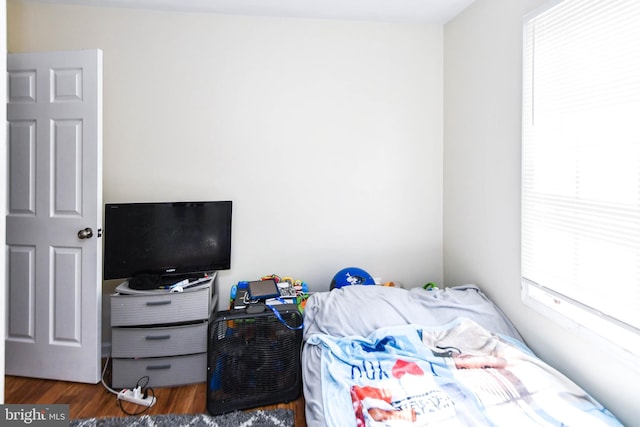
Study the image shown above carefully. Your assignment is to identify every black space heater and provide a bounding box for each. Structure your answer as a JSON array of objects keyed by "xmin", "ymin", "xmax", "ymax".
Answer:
[{"xmin": 207, "ymin": 303, "xmax": 303, "ymax": 415}]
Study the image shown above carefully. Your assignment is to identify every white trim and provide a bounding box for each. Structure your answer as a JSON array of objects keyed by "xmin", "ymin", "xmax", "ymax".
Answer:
[
  {"xmin": 523, "ymin": 0, "xmax": 564, "ymax": 24},
  {"xmin": 522, "ymin": 280, "xmax": 640, "ymax": 367},
  {"xmin": 0, "ymin": 0, "xmax": 6, "ymax": 405}
]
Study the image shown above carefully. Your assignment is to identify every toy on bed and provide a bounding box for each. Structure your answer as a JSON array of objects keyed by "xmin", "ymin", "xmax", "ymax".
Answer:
[{"xmin": 301, "ymin": 284, "xmax": 623, "ymax": 426}]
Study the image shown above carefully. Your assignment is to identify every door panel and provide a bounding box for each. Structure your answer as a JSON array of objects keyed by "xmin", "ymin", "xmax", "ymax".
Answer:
[
  {"xmin": 6, "ymin": 49, "xmax": 103, "ymax": 383},
  {"xmin": 7, "ymin": 246, "xmax": 35, "ymax": 340},
  {"xmin": 8, "ymin": 121, "xmax": 36, "ymax": 214},
  {"xmin": 52, "ymin": 119, "xmax": 83, "ymax": 214},
  {"xmin": 52, "ymin": 247, "xmax": 81, "ymax": 345}
]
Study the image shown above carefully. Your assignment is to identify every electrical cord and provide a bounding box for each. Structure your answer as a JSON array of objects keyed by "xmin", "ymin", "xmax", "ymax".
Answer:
[
  {"xmin": 265, "ymin": 303, "xmax": 304, "ymax": 330},
  {"xmin": 100, "ymin": 356, "xmax": 119, "ymax": 396}
]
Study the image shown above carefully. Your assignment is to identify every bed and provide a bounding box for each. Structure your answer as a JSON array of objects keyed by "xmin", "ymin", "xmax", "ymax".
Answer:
[{"xmin": 301, "ymin": 284, "xmax": 622, "ymax": 426}]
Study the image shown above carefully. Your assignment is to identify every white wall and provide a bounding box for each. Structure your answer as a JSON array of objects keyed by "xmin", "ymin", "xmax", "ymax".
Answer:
[
  {"xmin": 7, "ymin": 0, "xmax": 444, "ymax": 339},
  {"xmin": 443, "ymin": 0, "xmax": 638, "ymax": 425}
]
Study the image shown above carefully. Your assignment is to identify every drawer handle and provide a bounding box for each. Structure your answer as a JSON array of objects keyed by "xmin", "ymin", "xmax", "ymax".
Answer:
[
  {"xmin": 146, "ymin": 300, "xmax": 171, "ymax": 306},
  {"xmin": 145, "ymin": 335, "xmax": 171, "ymax": 341},
  {"xmin": 146, "ymin": 364, "xmax": 171, "ymax": 371}
]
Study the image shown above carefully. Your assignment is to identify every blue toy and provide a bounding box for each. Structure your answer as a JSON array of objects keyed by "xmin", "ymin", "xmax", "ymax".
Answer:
[{"xmin": 330, "ymin": 267, "xmax": 375, "ymax": 290}]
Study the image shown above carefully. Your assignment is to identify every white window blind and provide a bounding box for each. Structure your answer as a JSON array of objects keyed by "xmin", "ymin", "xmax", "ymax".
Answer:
[{"xmin": 522, "ymin": 0, "xmax": 640, "ymax": 350}]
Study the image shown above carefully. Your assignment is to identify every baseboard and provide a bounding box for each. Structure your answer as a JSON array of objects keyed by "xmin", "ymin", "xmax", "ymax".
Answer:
[{"xmin": 102, "ymin": 341, "xmax": 111, "ymax": 358}]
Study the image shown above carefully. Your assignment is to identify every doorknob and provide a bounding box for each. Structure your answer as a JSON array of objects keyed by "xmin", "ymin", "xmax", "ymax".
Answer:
[{"xmin": 77, "ymin": 227, "xmax": 94, "ymax": 239}]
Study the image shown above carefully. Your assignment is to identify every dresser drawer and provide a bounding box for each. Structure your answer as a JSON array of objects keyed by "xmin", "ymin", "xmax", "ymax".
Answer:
[
  {"xmin": 112, "ymin": 322, "xmax": 207, "ymax": 358},
  {"xmin": 112, "ymin": 353, "xmax": 206, "ymax": 389},
  {"xmin": 111, "ymin": 286, "xmax": 211, "ymax": 326}
]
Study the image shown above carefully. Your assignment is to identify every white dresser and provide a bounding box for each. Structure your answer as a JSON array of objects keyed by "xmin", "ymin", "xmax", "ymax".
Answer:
[{"xmin": 110, "ymin": 273, "xmax": 218, "ymax": 388}]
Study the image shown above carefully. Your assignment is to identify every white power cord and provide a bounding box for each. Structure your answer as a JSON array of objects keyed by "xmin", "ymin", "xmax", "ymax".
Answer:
[{"xmin": 101, "ymin": 355, "xmax": 119, "ymax": 396}]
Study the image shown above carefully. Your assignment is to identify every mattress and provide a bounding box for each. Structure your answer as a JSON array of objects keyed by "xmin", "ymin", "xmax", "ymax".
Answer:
[{"xmin": 301, "ymin": 285, "xmax": 622, "ymax": 426}]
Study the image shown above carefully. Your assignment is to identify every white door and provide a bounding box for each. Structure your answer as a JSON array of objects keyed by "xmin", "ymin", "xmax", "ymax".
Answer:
[{"xmin": 6, "ymin": 49, "xmax": 103, "ymax": 383}]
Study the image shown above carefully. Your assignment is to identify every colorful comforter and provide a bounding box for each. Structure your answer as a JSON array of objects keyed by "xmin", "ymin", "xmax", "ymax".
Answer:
[{"xmin": 306, "ymin": 318, "xmax": 622, "ymax": 426}]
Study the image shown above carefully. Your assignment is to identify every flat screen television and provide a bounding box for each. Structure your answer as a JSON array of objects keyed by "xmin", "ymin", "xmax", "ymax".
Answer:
[{"xmin": 103, "ymin": 201, "xmax": 232, "ymax": 282}]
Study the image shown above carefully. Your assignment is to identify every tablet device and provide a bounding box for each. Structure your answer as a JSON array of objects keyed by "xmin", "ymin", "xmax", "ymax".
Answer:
[{"xmin": 248, "ymin": 279, "xmax": 280, "ymax": 300}]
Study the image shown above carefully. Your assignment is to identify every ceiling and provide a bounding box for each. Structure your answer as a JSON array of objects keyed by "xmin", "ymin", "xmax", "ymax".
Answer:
[{"xmin": 25, "ymin": 0, "xmax": 476, "ymax": 24}]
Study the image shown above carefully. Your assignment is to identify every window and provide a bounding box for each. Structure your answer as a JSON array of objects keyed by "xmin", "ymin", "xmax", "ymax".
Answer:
[{"xmin": 521, "ymin": 0, "xmax": 640, "ymax": 356}]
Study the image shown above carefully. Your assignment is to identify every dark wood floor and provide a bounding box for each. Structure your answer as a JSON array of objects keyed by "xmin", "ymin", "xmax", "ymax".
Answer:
[{"xmin": 5, "ymin": 374, "xmax": 306, "ymax": 426}]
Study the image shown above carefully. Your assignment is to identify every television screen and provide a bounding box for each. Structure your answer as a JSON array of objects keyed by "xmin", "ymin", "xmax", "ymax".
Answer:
[{"xmin": 103, "ymin": 201, "xmax": 232, "ymax": 281}]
